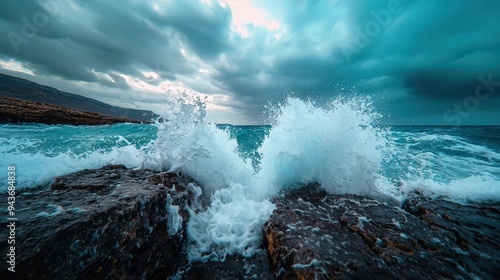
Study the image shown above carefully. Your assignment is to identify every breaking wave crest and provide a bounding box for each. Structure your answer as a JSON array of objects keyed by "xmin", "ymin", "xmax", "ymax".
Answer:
[{"xmin": 149, "ymin": 95, "xmax": 395, "ymax": 261}]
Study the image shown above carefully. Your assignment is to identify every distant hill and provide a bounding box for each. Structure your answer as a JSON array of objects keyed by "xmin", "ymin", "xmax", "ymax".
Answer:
[
  {"xmin": 0, "ymin": 73, "xmax": 157, "ymax": 122},
  {"xmin": 0, "ymin": 97, "xmax": 144, "ymax": 125}
]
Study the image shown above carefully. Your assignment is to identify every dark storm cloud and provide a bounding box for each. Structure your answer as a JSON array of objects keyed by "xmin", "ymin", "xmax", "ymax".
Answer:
[
  {"xmin": 144, "ymin": 1, "xmax": 233, "ymax": 59},
  {"xmin": 0, "ymin": 0, "xmax": 230, "ymax": 86},
  {"xmin": 264, "ymin": 0, "xmax": 499, "ymax": 95},
  {"xmin": 1, "ymin": 0, "xmax": 499, "ymax": 124},
  {"xmin": 402, "ymin": 70, "xmax": 499, "ymax": 101},
  {"xmin": 348, "ymin": 0, "xmax": 500, "ymax": 101}
]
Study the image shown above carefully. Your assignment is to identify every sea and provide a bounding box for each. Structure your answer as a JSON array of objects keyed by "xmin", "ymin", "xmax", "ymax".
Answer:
[{"xmin": 1, "ymin": 97, "xmax": 499, "ymax": 261}]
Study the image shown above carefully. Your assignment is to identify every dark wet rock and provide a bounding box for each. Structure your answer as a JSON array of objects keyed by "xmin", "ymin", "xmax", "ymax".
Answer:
[
  {"xmin": 2, "ymin": 168, "xmax": 499, "ymax": 279},
  {"xmin": 184, "ymin": 251, "xmax": 274, "ymax": 280},
  {"xmin": 264, "ymin": 185, "xmax": 500, "ymax": 280},
  {"xmin": 0, "ymin": 165, "xmax": 199, "ymax": 279},
  {"xmin": 402, "ymin": 193, "xmax": 500, "ymax": 276},
  {"xmin": 0, "ymin": 97, "xmax": 146, "ymax": 125}
]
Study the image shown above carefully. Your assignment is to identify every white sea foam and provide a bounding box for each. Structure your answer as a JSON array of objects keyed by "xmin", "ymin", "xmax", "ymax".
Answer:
[
  {"xmin": 401, "ymin": 175, "xmax": 500, "ymax": 204},
  {"xmin": 186, "ymin": 183, "xmax": 275, "ymax": 261},
  {"xmin": 0, "ymin": 144, "xmax": 147, "ymax": 189},
  {"xmin": 147, "ymin": 96, "xmax": 256, "ymax": 194},
  {"xmin": 165, "ymin": 193, "xmax": 184, "ymax": 236},
  {"xmin": 255, "ymin": 98, "xmax": 391, "ymax": 200},
  {"xmin": 147, "ymin": 96, "xmax": 275, "ymax": 260},
  {"xmin": 389, "ymin": 130, "xmax": 500, "ymax": 203}
]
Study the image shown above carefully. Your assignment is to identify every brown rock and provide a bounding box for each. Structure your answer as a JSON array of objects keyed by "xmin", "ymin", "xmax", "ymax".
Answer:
[
  {"xmin": 0, "ymin": 97, "xmax": 145, "ymax": 125},
  {"xmin": 264, "ymin": 185, "xmax": 500, "ymax": 280}
]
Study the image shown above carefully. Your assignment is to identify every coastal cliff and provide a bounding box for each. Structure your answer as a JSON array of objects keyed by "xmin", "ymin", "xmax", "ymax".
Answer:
[
  {"xmin": 0, "ymin": 97, "xmax": 146, "ymax": 125},
  {"xmin": 0, "ymin": 73, "xmax": 157, "ymax": 123}
]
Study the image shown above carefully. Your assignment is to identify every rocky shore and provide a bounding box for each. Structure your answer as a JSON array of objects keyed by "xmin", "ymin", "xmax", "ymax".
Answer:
[
  {"xmin": 0, "ymin": 166, "xmax": 498, "ymax": 279},
  {"xmin": 0, "ymin": 97, "xmax": 147, "ymax": 125}
]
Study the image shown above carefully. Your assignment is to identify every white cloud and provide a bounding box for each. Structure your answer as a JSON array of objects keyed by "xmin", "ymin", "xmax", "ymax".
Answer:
[
  {"xmin": 219, "ymin": 0, "xmax": 282, "ymax": 38},
  {"xmin": 0, "ymin": 59, "xmax": 34, "ymax": 75}
]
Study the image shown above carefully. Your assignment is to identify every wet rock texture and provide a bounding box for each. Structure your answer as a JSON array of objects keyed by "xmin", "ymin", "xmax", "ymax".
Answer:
[
  {"xmin": 185, "ymin": 252, "xmax": 274, "ymax": 280},
  {"xmin": 0, "ymin": 165, "xmax": 198, "ymax": 279},
  {"xmin": 0, "ymin": 97, "xmax": 144, "ymax": 125},
  {"xmin": 1, "ymin": 167, "xmax": 499, "ymax": 279},
  {"xmin": 265, "ymin": 186, "xmax": 500, "ymax": 280}
]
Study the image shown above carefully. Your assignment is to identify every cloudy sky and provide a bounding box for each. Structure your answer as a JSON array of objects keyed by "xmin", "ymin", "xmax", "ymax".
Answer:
[{"xmin": 1, "ymin": 0, "xmax": 499, "ymax": 125}]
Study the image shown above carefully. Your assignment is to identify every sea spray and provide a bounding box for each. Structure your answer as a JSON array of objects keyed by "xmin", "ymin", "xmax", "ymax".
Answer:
[
  {"xmin": 150, "ymin": 94, "xmax": 257, "ymax": 193},
  {"xmin": 150, "ymin": 94, "xmax": 397, "ymax": 261},
  {"xmin": 254, "ymin": 97, "xmax": 392, "ymax": 200},
  {"xmin": 148, "ymin": 94, "xmax": 274, "ymax": 261}
]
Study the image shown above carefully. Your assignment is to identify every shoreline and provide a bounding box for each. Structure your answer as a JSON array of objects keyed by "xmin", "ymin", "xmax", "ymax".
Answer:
[{"xmin": 0, "ymin": 97, "xmax": 151, "ymax": 125}]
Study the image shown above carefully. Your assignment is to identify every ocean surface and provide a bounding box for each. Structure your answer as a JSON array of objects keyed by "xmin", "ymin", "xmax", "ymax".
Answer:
[{"xmin": 1, "ymin": 97, "xmax": 499, "ymax": 261}]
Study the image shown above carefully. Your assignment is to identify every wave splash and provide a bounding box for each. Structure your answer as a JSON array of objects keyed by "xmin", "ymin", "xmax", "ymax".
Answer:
[
  {"xmin": 2, "ymin": 93, "xmax": 498, "ymax": 262},
  {"xmin": 255, "ymin": 98, "xmax": 391, "ymax": 200},
  {"xmin": 149, "ymin": 95, "xmax": 394, "ymax": 261}
]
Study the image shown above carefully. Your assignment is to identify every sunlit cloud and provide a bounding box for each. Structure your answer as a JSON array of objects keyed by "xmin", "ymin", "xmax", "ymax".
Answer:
[
  {"xmin": 218, "ymin": 0, "xmax": 282, "ymax": 38},
  {"xmin": 0, "ymin": 59, "xmax": 34, "ymax": 75}
]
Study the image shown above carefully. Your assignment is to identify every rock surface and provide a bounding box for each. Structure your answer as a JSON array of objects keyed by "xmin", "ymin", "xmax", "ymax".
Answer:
[
  {"xmin": 1, "ymin": 167, "xmax": 499, "ymax": 279},
  {"xmin": 184, "ymin": 252, "xmax": 274, "ymax": 280},
  {"xmin": 0, "ymin": 97, "xmax": 145, "ymax": 125},
  {"xmin": 0, "ymin": 165, "xmax": 198, "ymax": 279},
  {"xmin": 264, "ymin": 185, "xmax": 500, "ymax": 280}
]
